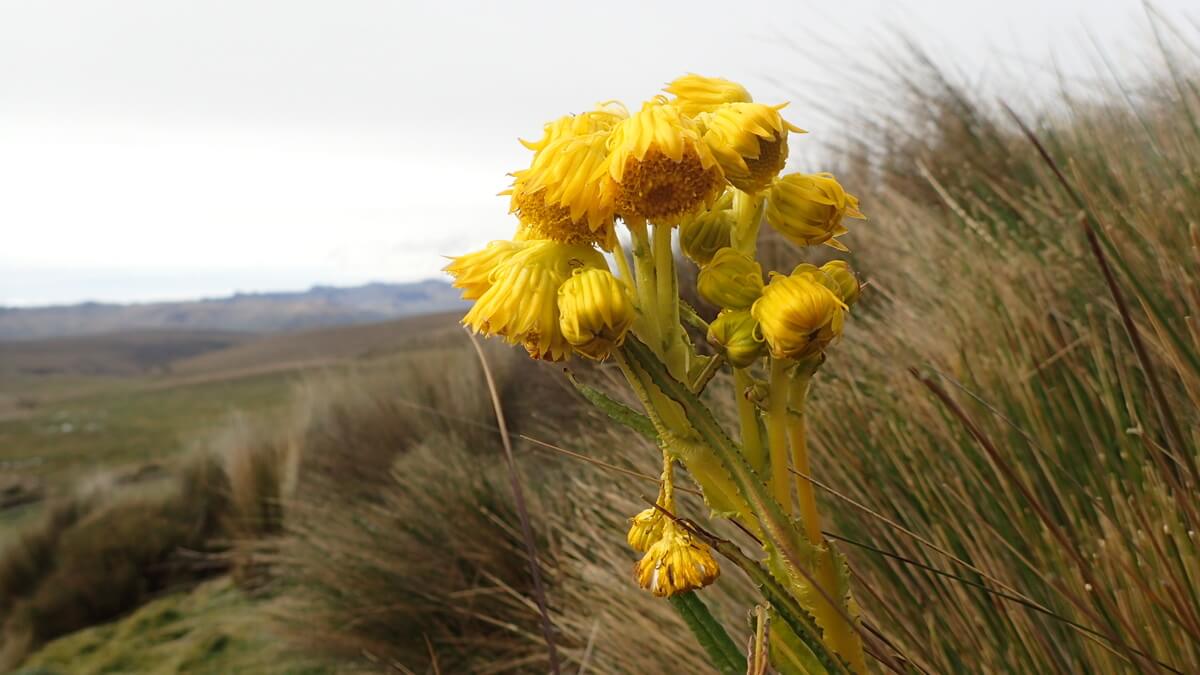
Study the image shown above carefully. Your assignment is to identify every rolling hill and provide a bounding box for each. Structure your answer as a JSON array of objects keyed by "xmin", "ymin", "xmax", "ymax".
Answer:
[{"xmin": 0, "ymin": 279, "xmax": 467, "ymax": 340}]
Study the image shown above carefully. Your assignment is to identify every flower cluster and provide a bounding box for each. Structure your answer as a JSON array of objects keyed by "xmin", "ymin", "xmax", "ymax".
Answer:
[
  {"xmin": 446, "ymin": 74, "xmax": 862, "ymax": 365},
  {"xmin": 447, "ymin": 75, "xmax": 868, "ymax": 658}
]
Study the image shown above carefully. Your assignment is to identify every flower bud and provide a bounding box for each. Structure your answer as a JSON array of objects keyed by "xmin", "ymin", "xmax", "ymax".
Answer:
[
  {"xmin": 557, "ymin": 268, "xmax": 635, "ymax": 360},
  {"xmin": 751, "ymin": 271, "xmax": 846, "ymax": 360},
  {"xmin": 819, "ymin": 260, "xmax": 860, "ymax": 307},
  {"xmin": 679, "ymin": 206, "xmax": 734, "ymax": 266},
  {"xmin": 766, "ymin": 172, "xmax": 864, "ymax": 251},
  {"xmin": 707, "ymin": 309, "xmax": 764, "ymax": 368},
  {"xmin": 664, "ymin": 73, "xmax": 753, "ymax": 116},
  {"xmin": 696, "ymin": 248, "xmax": 763, "ymax": 310}
]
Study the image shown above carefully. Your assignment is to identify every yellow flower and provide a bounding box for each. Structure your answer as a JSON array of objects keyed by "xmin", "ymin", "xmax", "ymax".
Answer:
[
  {"xmin": 707, "ymin": 309, "xmax": 764, "ymax": 368},
  {"xmin": 698, "ymin": 103, "xmax": 803, "ymax": 193},
  {"xmin": 557, "ymin": 268, "xmax": 634, "ymax": 360},
  {"xmin": 627, "ymin": 506, "xmax": 666, "ymax": 553},
  {"xmin": 634, "ymin": 520, "xmax": 720, "ymax": 597},
  {"xmin": 696, "ymin": 247, "xmax": 763, "ymax": 310},
  {"xmin": 819, "ymin": 260, "xmax": 861, "ymax": 307},
  {"xmin": 443, "ymin": 239, "xmax": 527, "ymax": 300},
  {"xmin": 510, "ymin": 107, "xmax": 627, "ymax": 247},
  {"xmin": 602, "ymin": 98, "xmax": 724, "ymax": 225},
  {"xmin": 679, "ymin": 192, "xmax": 735, "ymax": 266},
  {"xmin": 664, "ymin": 73, "xmax": 753, "ymax": 116},
  {"xmin": 765, "ymin": 172, "xmax": 865, "ymax": 251},
  {"xmin": 751, "ymin": 270, "xmax": 846, "ymax": 360},
  {"xmin": 463, "ymin": 239, "xmax": 606, "ymax": 361}
]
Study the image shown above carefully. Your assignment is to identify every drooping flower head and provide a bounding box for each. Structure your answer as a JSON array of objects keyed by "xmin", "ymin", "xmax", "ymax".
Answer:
[
  {"xmin": 462, "ymin": 240, "xmax": 606, "ymax": 361},
  {"xmin": 634, "ymin": 520, "xmax": 720, "ymax": 597},
  {"xmin": 557, "ymin": 267, "xmax": 635, "ymax": 360},
  {"xmin": 698, "ymin": 103, "xmax": 803, "ymax": 193},
  {"xmin": 443, "ymin": 239, "xmax": 526, "ymax": 300},
  {"xmin": 602, "ymin": 98, "xmax": 724, "ymax": 225},
  {"xmin": 696, "ymin": 247, "xmax": 763, "ymax": 310},
  {"xmin": 664, "ymin": 73, "xmax": 753, "ymax": 116},
  {"xmin": 751, "ymin": 270, "xmax": 847, "ymax": 361},
  {"xmin": 766, "ymin": 172, "xmax": 865, "ymax": 251}
]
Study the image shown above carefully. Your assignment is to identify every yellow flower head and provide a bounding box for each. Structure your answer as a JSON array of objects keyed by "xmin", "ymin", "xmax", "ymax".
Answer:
[
  {"xmin": 819, "ymin": 260, "xmax": 861, "ymax": 308},
  {"xmin": 699, "ymin": 103, "xmax": 803, "ymax": 193},
  {"xmin": 664, "ymin": 73, "xmax": 753, "ymax": 116},
  {"xmin": 463, "ymin": 239, "xmax": 606, "ymax": 361},
  {"xmin": 627, "ymin": 506, "xmax": 667, "ymax": 553},
  {"xmin": 602, "ymin": 98, "xmax": 724, "ymax": 225},
  {"xmin": 557, "ymin": 267, "xmax": 635, "ymax": 360},
  {"xmin": 443, "ymin": 239, "xmax": 527, "ymax": 300},
  {"xmin": 751, "ymin": 270, "xmax": 846, "ymax": 361},
  {"xmin": 765, "ymin": 172, "xmax": 865, "ymax": 251},
  {"xmin": 697, "ymin": 247, "xmax": 763, "ymax": 310},
  {"xmin": 634, "ymin": 520, "xmax": 720, "ymax": 597},
  {"xmin": 707, "ymin": 309, "xmax": 764, "ymax": 368},
  {"xmin": 679, "ymin": 191, "xmax": 735, "ymax": 266},
  {"xmin": 510, "ymin": 107, "xmax": 627, "ymax": 248}
]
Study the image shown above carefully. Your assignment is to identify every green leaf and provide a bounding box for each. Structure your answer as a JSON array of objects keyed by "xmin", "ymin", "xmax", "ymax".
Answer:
[
  {"xmin": 669, "ymin": 592, "xmax": 747, "ymax": 675},
  {"xmin": 566, "ymin": 371, "xmax": 656, "ymax": 439}
]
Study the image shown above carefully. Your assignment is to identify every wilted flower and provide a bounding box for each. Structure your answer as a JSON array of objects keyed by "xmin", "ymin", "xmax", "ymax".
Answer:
[
  {"xmin": 751, "ymin": 270, "xmax": 846, "ymax": 360},
  {"xmin": 766, "ymin": 172, "xmax": 864, "ymax": 251},
  {"xmin": 707, "ymin": 309, "xmax": 764, "ymax": 368},
  {"xmin": 463, "ymin": 240, "xmax": 606, "ymax": 361},
  {"xmin": 697, "ymin": 247, "xmax": 763, "ymax": 310},
  {"xmin": 627, "ymin": 506, "xmax": 667, "ymax": 553},
  {"xmin": 698, "ymin": 102, "xmax": 802, "ymax": 193},
  {"xmin": 557, "ymin": 268, "xmax": 635, "ymax": 360},
  {"xmin": 602, "ymin": 99, "xmax": 724, "ymax": 224},
  {"xmin": 664, "ymin": 73, "xmax": 753, "ymax": 116},
  {"xmin": 634, "ymin": 520, "xmax": 720, "ymax": 597}
]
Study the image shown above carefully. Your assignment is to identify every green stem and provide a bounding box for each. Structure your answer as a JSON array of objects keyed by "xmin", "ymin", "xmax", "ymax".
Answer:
[
  {"xmin": 628, "ymin": 219, "xmax": 662, "ymax": 356},
  {"xmin": 731, "ymin": 189, "xmax": 764, "ymax": 256},
  {"xmin": 735, "ymin": 368, "xmax": 767, "ymax": 474},
  {"xmin": 652, "ymin": 223, "xmax": 688, "ymax": 380},
  {"xmin": 766, "ymin": 358, "xmax": 792, "ymax": 513}
]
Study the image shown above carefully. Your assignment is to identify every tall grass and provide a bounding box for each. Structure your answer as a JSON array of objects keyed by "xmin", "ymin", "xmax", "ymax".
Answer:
[{"xmin": 787, "ymin": 26, "xmax": 1200, "ymax": 673}]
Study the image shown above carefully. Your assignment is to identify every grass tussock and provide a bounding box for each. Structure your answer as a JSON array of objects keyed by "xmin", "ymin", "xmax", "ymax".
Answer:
[
  {"xmin": 0, "ymin": 454, "xmax": 231, "ymax": 669},
  {"xmin": 270, "ymin": 341, "xmax": 755, "ymax": 673},
  {"xmin": 784, "ymin": 26, "xmax": 1200, "ymax": 673}
]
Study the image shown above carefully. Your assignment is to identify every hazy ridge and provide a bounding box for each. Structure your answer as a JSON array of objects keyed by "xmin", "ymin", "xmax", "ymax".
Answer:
[{"xmin": 0, "ymin": 279, "xmax": 466, "ymax": 340}]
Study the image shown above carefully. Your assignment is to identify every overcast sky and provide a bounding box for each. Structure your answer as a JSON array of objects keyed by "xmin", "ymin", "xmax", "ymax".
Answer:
[{"xmin": 1, "ymin": 0, "xmax": 1193, "ymax": 306}]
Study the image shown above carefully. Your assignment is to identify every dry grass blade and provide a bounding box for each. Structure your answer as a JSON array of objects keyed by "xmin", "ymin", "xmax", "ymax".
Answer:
[
  {"xmin": 1001, "ymin": 102, "xmax": 1197, "ymax": 489},
  {"xmin": 466, "ymin": 329, "xmax": 561, "ymax": 675}
]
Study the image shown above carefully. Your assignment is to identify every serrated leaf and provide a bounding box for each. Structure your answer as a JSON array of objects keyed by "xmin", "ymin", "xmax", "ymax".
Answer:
[{"xmin": 567, "ymin": 371, "xmax": 656, "ymax": 439}]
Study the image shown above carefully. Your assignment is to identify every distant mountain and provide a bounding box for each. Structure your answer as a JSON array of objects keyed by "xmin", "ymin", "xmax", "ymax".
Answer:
[{"xmin": 0, "ymin": 280, "xmax": 468, "ymax": 340}]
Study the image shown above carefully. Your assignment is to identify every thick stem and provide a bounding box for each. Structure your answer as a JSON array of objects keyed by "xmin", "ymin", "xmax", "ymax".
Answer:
[
  {"xmin": 731, "ymin": 189, "xmax": 764, "ymax": 256},
  {"xmin": 628, "ymin": 219, "xmax": 661, "ymax": 355},
  {"xmin": 661, "ymin": 451, "xmax": 676, "ymax": 512},
  {"xmin": 788, "ymin": 375, "xmax": 822, "ymax": 545},
  {"xmin": 613, "ymin": 236, "xmax": 636, "ymax": 292},
  {"xmin": 789, "ymin": 373, "xmax": 866, "ymax": 674},
  {"xmin": 652, "ymin": 223, "xmax": 688, "ymax": 380},
  {"xmin": 766, "ymin": 358, "xmax": 792, "ymax": 513},
  {"xmin": 734, "ymin": 368, "xmax": 766, "ymax": 474}
]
